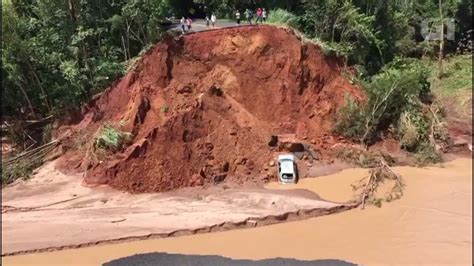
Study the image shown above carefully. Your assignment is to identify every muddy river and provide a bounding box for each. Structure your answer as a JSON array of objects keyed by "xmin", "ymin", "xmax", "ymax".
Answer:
[{"xmin": 3, "ymin": 158, "xmax": 471, "ymax": 265}]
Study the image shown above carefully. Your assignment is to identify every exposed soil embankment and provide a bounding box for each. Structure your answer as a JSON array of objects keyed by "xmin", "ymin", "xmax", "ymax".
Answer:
[{"xmin": 57, "ymin": 25, "xmax": 362, "ymax": 193}]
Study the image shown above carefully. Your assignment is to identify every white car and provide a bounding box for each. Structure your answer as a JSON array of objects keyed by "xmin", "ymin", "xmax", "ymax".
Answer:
[{"xmin": 277, "ymin": 154, "xmax": 298, "ymax": 184}]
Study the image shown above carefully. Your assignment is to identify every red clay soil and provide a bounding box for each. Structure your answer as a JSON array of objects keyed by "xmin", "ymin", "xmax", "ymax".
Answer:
[{"xmin": 56, "ymin": 25, "xmax": 363, "ymax": 193}]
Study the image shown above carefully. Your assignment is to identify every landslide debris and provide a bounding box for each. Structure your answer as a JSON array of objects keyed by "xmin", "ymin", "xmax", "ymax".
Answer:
[{"xmin": 57, "ymin": 25, "xmax": 363, "ymax": 193}]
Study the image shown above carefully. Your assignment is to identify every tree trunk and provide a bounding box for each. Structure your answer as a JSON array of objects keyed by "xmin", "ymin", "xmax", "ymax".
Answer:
[
  {"xmin": 126, "ymin": 19, "xmax": 132, "ymax": 60},
  {"xmin": 121, "ymin": 34, "xmax": 128, "ymax": 61},
  {"xmin": 139, "ymin": 22, "xmax": 148, "ymax": 45},
  {"xmin": 331, "ymin": 20, "xmax": 337, "ymax": 42},
  {"xmin": 68, "ymin": 0, "xmax": 77, "ymax": 22},
  {"xmin": 26, "ymin": 61, "xmax": 51, "ymax": 113},
  {"xmin": 17, "ymin": 81, "xmax": 38, "ymax": 120},
  {"xmin": 438, "ymin": 0, "xmax": 444, "ymax": 78}
]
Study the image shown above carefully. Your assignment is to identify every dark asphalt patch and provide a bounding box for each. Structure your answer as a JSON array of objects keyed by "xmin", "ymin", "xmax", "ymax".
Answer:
[{"xmin": 103, "ymin": 252, "xmax": 358, "ymax": 266}]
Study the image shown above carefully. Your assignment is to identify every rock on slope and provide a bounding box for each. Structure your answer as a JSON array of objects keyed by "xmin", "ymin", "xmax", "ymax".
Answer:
[{"xmin": 57, "ymin": 25, "xmax": 363, "ymax": 193}]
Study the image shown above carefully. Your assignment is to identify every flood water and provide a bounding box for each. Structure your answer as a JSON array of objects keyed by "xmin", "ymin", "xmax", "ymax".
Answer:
[{"xmin": 3, "ymin": 158, "xmax": 471, "ymax": 266}]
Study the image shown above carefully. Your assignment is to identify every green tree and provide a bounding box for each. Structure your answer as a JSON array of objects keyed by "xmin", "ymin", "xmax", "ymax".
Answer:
[{"xmin": 2, "ymin": 0, "xmax": 171, "ymax": 119}]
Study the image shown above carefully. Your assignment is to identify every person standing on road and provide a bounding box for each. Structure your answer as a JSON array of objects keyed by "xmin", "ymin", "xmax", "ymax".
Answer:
[
  {"xmin": 206, "ymin": 15, "xmax": 210, "ymax": 27},
  {"xmin": 180, "ymin": 17, "xmax": 186, "ymax": 33},
  {"xmin": 262, "ymin": 8, "xmax": 267, "ymax": 23},
  {"xmin": 235, "ymin": 10, "xmax": 241, "ymax": 26},
  {"xmin": 246, "ymin": 9, "xmax": 253, "ymax": 25},
  {"xmin": 211, "ymin": 13, "xmax": 217, "ymax": 27},
  {"xmin": 256, "ymin": 7, "xmax": 263, "ymax": 24},
  {"xmin": 186, "ymin": 17, "xmax": 192, "ymax": 31}
]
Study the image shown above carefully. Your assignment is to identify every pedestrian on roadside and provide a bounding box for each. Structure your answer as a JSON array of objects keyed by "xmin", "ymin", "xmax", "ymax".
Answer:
[
  {"xmin": 211, "ymin": 13, "xmax": 217, "ymax": 27},
  {"xmin": 180, "ymin": 17, "xmax": 186, "ymax": 33},
  {"xmin": 246, "ymin": 9, "xmax": 253, "ymax": 25},
  {"xmin": 262, "ymin": 8, "xmax": 267, "ymax": 23},
  {"xmin": 256, "ymin": 7, "xmax": 263, "ymax": 24},
  {"xmin": 206, "ymin": 15, "xmax": 210, "ymax": 27},
  {"xmin": 186, "ymin": 17, "xmax": 192, "ymax": 31},
  {"xmin": 235, "ymin": 10, "xmax": 241, "ymax": 26}
]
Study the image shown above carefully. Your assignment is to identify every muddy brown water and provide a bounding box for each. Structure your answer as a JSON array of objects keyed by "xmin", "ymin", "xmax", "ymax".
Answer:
[{"xmin": 3, "ymin": 158, "xmax": 471, "ymax": 266}]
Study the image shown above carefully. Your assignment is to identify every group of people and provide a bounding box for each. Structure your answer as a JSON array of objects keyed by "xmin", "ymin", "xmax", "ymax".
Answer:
[
  {"xmin": 205, "ymin": 14, "xmax": 218, "ymax": 28},
  {"xmin": 180, "ymin": 17, "xmax": 193, "ymax": 33},
  {"xmin": 236, "ymin": 8, "xmax": 267, "ymax": 25},
  {"xmin": 180, "ymin": 7, "xmax": 268, "ymax": 34}
]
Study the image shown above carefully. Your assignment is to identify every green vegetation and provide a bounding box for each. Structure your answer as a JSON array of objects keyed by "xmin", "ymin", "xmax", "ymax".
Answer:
[
  {"xmin": 300, "ymin": 1, "xmax": 383, "ymax": 69},
  {"xmin": 429, "ymin": 54, "xmax": 472, "ymax": 95},
  {"xmin": 266, "ymin": 8, "xmax": 299, "ymax": 29},
  {"xmin": 90, "ymin": 122, "xmax": 133, "ymax": 162},
  {"xmin": 2, "ymin": 0, "xmax": 172, "ymax": 119},
  {"xmin": 427, "ymin": 54, "xmax": 472, "ymax": 121},
  {"xmin": 336, "ymin": 146, "xmax": 395, "ymax": 168},
  {"xmin": 2, "ymin": 140, "xmax": 59, "ymax": 186},
  {"xmin": 93, "ymin": 123, "xmax": 133, "ymax": 152},
  {"xmin": 414, "ymin": 142, "xmax": 444, "ymax": 166},
  {"xmin": 335, "ymin": 59, "xmax": 432, "ymax": 146},
  {"xmin": 2, "ymin": 158, "xmax": 43, "ymax": 186},
  {"xmin": 334, "ymin": 58, "xmax": 453, "ymax": 164}
]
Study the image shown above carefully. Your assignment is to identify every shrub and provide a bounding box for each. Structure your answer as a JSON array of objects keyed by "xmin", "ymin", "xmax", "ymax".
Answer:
[
  {"xmin": 267, "ymin": 9, "xmax": 300, "ymax": 29},
  {"xmin": 414, "ymin": 142, "xmax": 443, "ymax": 166},
  {"xmin": 315, "ymin": 39, "xmax": 352, "ymax": 60},
  {"xmin": 2, "ymin": 158, "xmax": 42, "ymax": 186},
  {"xmin": 336, "ymin": 146, "xmax": 395, "ymax": 168},
  {"xmin": 335, "ymin": 58, "xmax": 446, "ymax": 165},
  {"xmin": 398, "ymin": 110, "xmax": 429, "ymax": 152},
  {"xmin": 333, "ymin": 94, "xmax": 366, "ymax": 139},
  {"xmin": 1, "ymin": 139, "xmax": 58, "ymax": 186},
  {"xmin": 334, "ymin": 58, "xmax": 431, "ymax": 148},
  {"xmin": 92, "ymin": 122, "xmax": 133, "ymax": 154}
]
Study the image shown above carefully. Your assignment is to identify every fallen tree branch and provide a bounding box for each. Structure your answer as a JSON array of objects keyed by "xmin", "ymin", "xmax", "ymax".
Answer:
[
  {"xmin": 356, "ymin": 159, "xmax": 405, "ymax": 209},
  {"xmin": 2, "ymin": 140, "xmax": 59, "ymax": 166},
  {"xmin": 361, "ymin": 171, "xmax": 374, "ymax": 209}
]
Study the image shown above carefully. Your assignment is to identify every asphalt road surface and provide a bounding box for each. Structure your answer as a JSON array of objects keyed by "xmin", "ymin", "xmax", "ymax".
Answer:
[
  {"xmin": 165, "ymin": 19, "xmax": 263, "ymax": 34},
  {"xmin": 103, "ymin": 252, "xmax": 357, "ymax": 266}
]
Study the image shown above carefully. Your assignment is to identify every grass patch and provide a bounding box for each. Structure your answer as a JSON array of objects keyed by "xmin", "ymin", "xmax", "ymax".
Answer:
[
  {"xmin": 427, "ymin": 54, "xmax": 472, "ymax": 122},
  {"xmin": 89, "ymin": 121, "xmax": 133, "ymax": 162},
  {"xmin": 428, "ymin": 54, "xmax": 472, "ymax": 96},
  {"xmin": 266, "ymin": 9, "xmax": 300, "ymax": 29}
]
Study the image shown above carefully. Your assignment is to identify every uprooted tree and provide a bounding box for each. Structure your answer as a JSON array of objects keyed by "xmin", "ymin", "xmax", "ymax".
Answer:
[{"xmin": 351, "ymin": 159, "xmax": 405, "ymax": 209}]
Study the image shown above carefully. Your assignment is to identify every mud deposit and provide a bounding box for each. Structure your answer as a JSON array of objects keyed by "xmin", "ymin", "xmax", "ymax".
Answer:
[
  {"xmin": 3, "ymin": 158, "xmax": 471, "ymax": 265},
  {"xmin": 2, "ymin": 160, "xmax": 353, "ymax": 256}
]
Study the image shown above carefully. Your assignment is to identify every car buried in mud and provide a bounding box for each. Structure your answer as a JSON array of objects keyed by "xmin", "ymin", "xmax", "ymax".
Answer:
[{"xmin": 277, "ymin": 154, "xmax": 298, "ymax": 184}]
